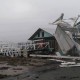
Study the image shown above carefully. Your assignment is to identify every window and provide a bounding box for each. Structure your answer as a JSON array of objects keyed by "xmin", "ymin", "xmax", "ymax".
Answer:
[
  {"xmin": 38, "ymin": 33, "xmax": 40, "ymax": 37},
  {"xmin": 42, "ymin": 32, "xmax": 44, "ymax": 37}
]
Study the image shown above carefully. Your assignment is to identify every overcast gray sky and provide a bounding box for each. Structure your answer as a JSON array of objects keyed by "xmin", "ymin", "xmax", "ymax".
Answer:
[{"xmin": 0, "ymin": 0, "xmax": 80, "ymax": 42}]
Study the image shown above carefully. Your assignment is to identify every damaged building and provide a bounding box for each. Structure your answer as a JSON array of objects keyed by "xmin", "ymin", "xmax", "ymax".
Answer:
[
  {"xmin": 27, "ymin": 27, "xmax": 59, "ymax": 55},
  {"xmin": 27, "ymin": 24, "xmax": 80, "ymax": 56}
]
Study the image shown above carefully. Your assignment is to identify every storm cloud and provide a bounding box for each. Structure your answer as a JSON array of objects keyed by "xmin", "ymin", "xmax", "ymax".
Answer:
[{"xmin": 0, "ymin": 0, "xmax": 80, "ymax": 42}]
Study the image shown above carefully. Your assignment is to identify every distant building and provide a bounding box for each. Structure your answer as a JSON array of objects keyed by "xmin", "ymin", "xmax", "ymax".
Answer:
[
  {"xmin": 1, "ymin": 47, "xmax": 21, "ymax": 57},
  {"xmin": 0, "ymin": 42, "xmax": 21, "ymax": 57},
  {"xmin": 17, "ymin": 42, "xmax": 28, "ymax": 49}
]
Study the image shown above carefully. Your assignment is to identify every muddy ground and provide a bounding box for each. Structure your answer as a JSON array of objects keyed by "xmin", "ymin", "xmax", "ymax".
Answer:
[{"xmin": 0, "ymin": 56, "xmax": 80, "ymax": 80}]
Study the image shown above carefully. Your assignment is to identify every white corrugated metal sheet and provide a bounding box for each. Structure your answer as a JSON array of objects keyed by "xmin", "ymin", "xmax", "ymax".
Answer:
[{"xmin": 54, "ymin": 26, "xmax": 75, "ymax": 54}]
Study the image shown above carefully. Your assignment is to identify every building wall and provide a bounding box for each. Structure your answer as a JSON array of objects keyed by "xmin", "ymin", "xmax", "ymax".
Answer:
[{"xmin": 45, "ymin": 38, "xmax": 59, "ymax": 51}]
